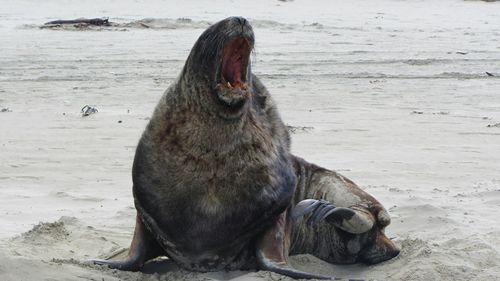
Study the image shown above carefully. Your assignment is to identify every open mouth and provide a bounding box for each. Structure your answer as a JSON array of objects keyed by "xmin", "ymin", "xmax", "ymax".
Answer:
[{"xmin": 220, "ymin": 37, "xmax": 251, "ymax": 89}]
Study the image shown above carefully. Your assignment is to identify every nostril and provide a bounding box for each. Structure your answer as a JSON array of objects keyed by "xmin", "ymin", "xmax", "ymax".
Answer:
[{"xmin": 234, "ymin": 17, "xmax": 247, "ymax": 26}]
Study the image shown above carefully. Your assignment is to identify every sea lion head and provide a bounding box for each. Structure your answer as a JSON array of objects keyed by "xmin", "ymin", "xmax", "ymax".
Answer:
[
  {"xmin": 333, "ymin": 208, "xmax": 400, "ymax": 264},
  {"xmin": 180, "ymin": 16, "xmax": 255, "ymax": 119},
  {"xmin": 356, "ymin": 208, "xmax": 400, "ymax": 264}
]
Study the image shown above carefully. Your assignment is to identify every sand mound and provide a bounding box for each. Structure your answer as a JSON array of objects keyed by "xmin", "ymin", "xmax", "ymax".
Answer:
[{"xmin": 20, "ymin": 218, "xmax": 71, "ymax": 243}]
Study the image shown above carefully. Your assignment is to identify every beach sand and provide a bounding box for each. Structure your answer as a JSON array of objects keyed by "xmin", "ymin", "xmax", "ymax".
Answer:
[{"xmin": 1, "ymin": 0, "xmax": 500, "ymax": 280}]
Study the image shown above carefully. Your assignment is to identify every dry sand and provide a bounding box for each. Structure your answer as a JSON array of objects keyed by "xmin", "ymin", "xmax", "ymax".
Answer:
[{"xmin": 1, "ymin": 0, "xmax": 500, "ymax": 280}]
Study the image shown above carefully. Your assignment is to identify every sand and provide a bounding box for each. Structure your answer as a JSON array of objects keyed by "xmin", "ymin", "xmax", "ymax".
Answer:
[{"xmin": 1, "ymin": 0, "xmax": 500, "ymax": 280}]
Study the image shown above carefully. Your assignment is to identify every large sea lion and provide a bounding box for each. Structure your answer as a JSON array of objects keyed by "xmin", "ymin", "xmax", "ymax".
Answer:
[{"xmin": 92, "ymin": 17, "xmax": 399, "ymax": 279}]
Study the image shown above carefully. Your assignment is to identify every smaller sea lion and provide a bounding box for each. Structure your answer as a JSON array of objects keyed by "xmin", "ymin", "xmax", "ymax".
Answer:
[
  {"xmin": 253, "ymin": 156, "xmax": 400, "ymax": 279},
  {"xmin": 91, "ymin": 16, "xmax": 398, "ymax": 280},
  {"xmin": 291, "ymin": 156, "xmax": 399, "ymax": 265}
]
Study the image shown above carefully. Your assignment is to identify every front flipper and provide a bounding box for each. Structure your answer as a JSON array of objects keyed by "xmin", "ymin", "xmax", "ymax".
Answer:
[
  {"xmin": 90, "ymin": 214, "xmax": 165, "ymax": 271},
  {"xmin": 256, "ymin": 211, "xmax": 334, "ymax": 280},
  {"xmin": 292, "ymin": 199, "xmax": 374, "ymax": 234}
]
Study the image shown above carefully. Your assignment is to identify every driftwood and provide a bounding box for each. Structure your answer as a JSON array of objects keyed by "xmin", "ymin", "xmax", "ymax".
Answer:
[{"xmin": 44, "ymin": 18, "xmax": 110, "ymax": 26}]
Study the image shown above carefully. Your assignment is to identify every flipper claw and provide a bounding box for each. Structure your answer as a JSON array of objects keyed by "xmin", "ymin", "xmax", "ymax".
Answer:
[
  {"xmin": 309, "ymin": 203, "xmax": 337, "ymax": 226},
  {"xmin": 293, "ymin": 199, "xmax": 338, "ymax": 226},
  {"xmin": 291, "ymin": 199, "xmax": 323, "ymax": 220}
]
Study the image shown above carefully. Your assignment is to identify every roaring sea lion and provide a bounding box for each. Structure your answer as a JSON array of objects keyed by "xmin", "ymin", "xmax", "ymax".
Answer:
[{"xmin": 92, "ymin": 16, "xmax": 399, "ymax": 279}]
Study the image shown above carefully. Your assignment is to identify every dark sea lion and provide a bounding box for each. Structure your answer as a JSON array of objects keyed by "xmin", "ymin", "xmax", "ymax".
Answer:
[
  {"xmin": 92, "ymin": 16, "xmax": 399, "ymax": 279},
  {"xmin": 289, "ymin": 156, "xmax": 399, "ymax": 265},
  {"xmin": 44, "ymin": 17, "xmax": 110, "ymax": 26}
]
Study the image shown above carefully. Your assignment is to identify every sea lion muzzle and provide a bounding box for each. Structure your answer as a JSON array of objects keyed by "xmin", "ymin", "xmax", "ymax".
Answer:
[{"xmin": 216, "ymin": 34, "xmax": 252, "ymax": 109}]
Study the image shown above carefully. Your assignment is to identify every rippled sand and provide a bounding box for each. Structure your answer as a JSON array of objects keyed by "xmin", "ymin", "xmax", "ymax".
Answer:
[{"xmin": 1, "ymin": 0, "xmax": 500, "ymax": 280}]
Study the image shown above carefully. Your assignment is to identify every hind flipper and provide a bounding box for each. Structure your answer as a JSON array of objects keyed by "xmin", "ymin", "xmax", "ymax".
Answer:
[
  {"xmin": 256, "ymin": 211, "xmax": 334, "ymax": 280},
  {"xmin": 292, "ymin": 199, "xmax": 374, "ymax": 234},
  {"xmin": 90, "ymin": 214, "xmax": 165, "ymax": 271}
]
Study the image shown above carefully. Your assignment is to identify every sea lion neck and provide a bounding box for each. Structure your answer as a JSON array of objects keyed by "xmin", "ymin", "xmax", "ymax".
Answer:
[{"xmin": 162, "ymin": 97, "xmax": 262, "ymax": 155}]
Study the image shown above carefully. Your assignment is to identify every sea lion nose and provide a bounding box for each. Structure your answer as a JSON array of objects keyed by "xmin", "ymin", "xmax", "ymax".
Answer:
[
  {"xmin": 228, "ymin": 16, "xmax": 249, "ymax": 28},
  {"xmin": 358, "ymin": 232, "xmax": 400, "ymax": 264},
  {"xmin": 235, "ymin": 16, "xmax": 247, "ymax": 26},
  {"xmin": 225, "ymin": 16, "xmax": 254, "ymax": 44}
]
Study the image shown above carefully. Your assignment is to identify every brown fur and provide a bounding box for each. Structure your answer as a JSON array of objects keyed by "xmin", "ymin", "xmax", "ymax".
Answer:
[
  {"xmin": 130, "ymin": 17, "xmax": 296, "ymax": 271},
  {"xmin": 290, "ymin": 156, "xmax": 399, "ymax": 265},
  {"xmin": 91, "ymin": 17, "xmax": 399, "ymax": 279}
]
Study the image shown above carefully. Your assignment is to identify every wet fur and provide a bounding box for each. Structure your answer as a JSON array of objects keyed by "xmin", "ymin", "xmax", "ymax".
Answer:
[
  {"xmin": 92, "ymin": 17, "xmax": 399, "ymax": 278},
  {"xmin": 132, "ymin": 18, "xmax": 295, "ymax": 271}
]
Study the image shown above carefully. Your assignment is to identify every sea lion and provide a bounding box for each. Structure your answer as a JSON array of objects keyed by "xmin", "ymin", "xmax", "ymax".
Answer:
[
  {"xmin": 91, "ymin": 16, "xmax": 399, "ymax": 279},
  {"xmin": 44, "ymin": 17, "xmax": 110, "ymax": 26},
  {"xmin": 289, "ymin": 156, "xmax": 399, "ymax": 265}
]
